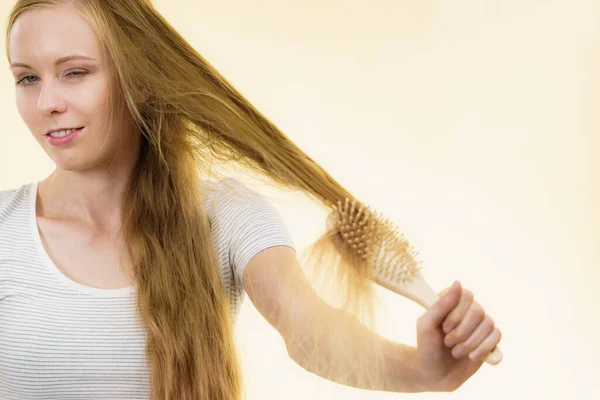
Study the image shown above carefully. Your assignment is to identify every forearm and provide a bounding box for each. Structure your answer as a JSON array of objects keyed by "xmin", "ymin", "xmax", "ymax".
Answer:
[{"xmin": 284, "ymin": 307, "xmax": 434, "ymax": 393}]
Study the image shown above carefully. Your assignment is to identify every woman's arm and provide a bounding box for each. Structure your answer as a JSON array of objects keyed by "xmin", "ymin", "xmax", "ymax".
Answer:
[{"xmin": 243, "ymin": 246, "xmax": 439, "ymax": 393}]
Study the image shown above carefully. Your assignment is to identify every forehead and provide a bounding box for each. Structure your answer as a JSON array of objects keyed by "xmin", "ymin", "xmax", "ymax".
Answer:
[{"xmin": 9, "ymin": 5, "xmax": 102, "ymax": 64}]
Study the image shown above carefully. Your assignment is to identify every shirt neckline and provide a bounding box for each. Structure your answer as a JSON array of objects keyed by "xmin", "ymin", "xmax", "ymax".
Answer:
[{"xmin": 29, "ymin": 181, "xmax": 135, "ymax": 297}]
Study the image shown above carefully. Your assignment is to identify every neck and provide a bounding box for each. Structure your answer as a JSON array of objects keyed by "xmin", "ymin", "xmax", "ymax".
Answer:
[{"xmin": 39, "ymin": 144, "xmax": 140, "ymax": 233}]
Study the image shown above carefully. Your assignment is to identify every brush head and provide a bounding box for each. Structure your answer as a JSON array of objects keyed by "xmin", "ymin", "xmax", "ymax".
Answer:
[{"xmin": 327, "ymin": 197, "xmax": 423, "ymax": 285}]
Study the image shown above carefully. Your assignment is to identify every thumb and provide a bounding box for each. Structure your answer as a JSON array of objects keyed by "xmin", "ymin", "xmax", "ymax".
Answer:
[{"xmin": 419, "ymin": 281, "xmax": 462, "ymax": 331}]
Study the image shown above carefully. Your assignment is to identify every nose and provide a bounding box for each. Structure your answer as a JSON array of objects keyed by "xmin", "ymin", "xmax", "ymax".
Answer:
[{"xmin": 37, "ymin": 80, "xmax": 67, "ymax": 116}]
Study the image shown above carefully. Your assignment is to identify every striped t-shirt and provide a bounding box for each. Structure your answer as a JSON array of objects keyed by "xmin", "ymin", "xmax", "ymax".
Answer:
[{"xmin": 0, "ymin": 177, "xmax": 295, "ymax": 399}]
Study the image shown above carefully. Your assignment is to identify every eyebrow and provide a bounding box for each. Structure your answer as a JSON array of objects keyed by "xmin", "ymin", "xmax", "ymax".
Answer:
[{"xmin": 10, "ymin": 54, "xmax": 96, "ymax": 69}]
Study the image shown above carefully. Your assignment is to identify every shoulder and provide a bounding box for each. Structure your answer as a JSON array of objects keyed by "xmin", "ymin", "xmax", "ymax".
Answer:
[
  {"xmin": 201, "ymin": 177, "xmax": 274, "ymax": 219},
  {"xmin": 201, "ymin": 177, "xmax": 295, "ymax": 287},
  {"xmin": 199, "ymin": 176, "xmax": 294, "ymax": 246},
  {"xmin": 0, "ymin": 182, "xmax": 31, "ymax": 222},
  {"xmin": 202, "ymin": 177, "xmax": 261, "ymax": 201}
]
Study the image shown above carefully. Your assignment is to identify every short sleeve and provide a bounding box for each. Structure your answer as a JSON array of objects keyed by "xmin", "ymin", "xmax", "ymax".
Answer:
[{"xmin": 211, "ymin": 178, "xmax": 296, "ymax": 288}]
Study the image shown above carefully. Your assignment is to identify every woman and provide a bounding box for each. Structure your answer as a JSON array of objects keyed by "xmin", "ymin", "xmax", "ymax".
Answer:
[{"xmin": 0, "ymin": 0, "xmax": 502, "ymax": 399}]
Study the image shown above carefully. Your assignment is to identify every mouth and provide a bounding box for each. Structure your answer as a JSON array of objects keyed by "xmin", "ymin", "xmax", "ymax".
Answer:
[{"xmin": 45, "ymin": 126, "xmax": 85, "ymax": 136}]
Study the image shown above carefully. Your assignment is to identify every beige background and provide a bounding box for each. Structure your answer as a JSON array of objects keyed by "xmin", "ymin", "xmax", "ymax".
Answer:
[{"xmin": 1, "ymin": 0, "xmax": 598, "ymax": 399}]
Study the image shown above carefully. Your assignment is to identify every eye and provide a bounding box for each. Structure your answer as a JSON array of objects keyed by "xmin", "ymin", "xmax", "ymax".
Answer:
[
  {"xmin": 15, "ymin": 70, "xmax": 89, "ymax": 88},
  {"xmin": 15, "ymin": 75, "xmax": 38, "ymax": 87},
  {"xmin": 66, "ymin": 71, "xmax": 88, "ymax": 79}
]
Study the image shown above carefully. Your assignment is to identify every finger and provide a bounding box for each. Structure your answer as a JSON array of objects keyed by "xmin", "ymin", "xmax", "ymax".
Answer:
[
  {"xmin": 444, "ymin": 302, "xmax": 485, "ymax": 348},
  {"xmin": 418, "ymin": 281, "xmax": 462, "ymax": 331},
  {"xmin": 469, "ymin": 327, "xmax": 502, "ymax": 361},
  {"xmin": 442, "ymin": 288, "xmax": 474, "ymax": 334},
  {"xmin": 449, "ymin": 314, "xmax": 494, "ymax": 359}
]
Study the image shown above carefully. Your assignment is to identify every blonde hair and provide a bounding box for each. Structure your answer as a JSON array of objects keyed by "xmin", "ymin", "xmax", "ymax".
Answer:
[{"xmin": 5, "ymin": 0, "xmax": 400, "ymax": 398}]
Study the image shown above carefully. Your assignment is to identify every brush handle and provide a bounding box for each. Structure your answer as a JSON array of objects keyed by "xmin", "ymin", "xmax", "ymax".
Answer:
[{"xmin": 375, "ymin": 272, "xmax": 503, "ymax": 366}]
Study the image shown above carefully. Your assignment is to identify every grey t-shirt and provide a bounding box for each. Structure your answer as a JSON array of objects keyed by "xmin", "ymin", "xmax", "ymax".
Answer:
[{"xmin": 0, "ymin": 177, "xmax": 295, "ymax": 399}]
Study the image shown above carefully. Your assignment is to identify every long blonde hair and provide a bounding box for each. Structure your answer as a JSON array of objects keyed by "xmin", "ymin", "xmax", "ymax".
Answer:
[{"xmin": 6, "ymin": 0, "xmax": 397, "ymax": 398}]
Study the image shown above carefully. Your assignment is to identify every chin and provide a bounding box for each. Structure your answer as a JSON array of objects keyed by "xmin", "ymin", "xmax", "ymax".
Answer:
[{"xmin": 52, "ymin": 154, "xmax": 98, "ymax": 172}]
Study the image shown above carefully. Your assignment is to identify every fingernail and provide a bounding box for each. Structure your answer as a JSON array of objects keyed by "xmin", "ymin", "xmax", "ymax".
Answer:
[
  {"xmin": 452, "ymin": 347, "xmax": 462, "ymax": 358},
  {"xmin": 443, "ymin": 321, "xmax": 453, "ymax": 333},
  {"xmin": 444, "ymin": 336, "xmax": 453, "ymax": 347}
]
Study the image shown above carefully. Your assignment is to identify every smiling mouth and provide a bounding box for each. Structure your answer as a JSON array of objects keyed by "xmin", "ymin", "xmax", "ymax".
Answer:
[{"xmin": 45, "ymin": 126, "xmax": 84, "ymax": 136}]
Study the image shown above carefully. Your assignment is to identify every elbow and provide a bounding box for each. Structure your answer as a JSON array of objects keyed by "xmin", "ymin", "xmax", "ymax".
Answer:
[{"xmin": 281, "ymin": 306, "xmax": 341, "ymax": 371}]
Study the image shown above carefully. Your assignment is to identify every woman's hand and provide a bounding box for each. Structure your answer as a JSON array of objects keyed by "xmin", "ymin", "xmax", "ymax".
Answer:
[{"xmin": 415, "ymin": 281, "xmax": 502, "ymax": 392}]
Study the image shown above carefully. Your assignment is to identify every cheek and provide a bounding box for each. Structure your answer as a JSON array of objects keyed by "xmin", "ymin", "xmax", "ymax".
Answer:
[
  {"xmin": 85, "ymin": 83, "xmax": 113, "ymax": 121},
  {"xmin": 70, "ymin": 79, "xmax": 107, "ymax": 112},
  {"xmin": 15, "ymin": 95, "xmax": 41, "ymax": 135},
  {"xmin": 15, "ymin": 92, "xmax": 28, "ymax": 118}
]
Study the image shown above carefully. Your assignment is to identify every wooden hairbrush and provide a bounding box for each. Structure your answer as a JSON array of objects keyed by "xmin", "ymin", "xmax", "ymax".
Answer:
[{"xmin": 327, "ymin": 198, "xmax": 503, "ymax": 366}]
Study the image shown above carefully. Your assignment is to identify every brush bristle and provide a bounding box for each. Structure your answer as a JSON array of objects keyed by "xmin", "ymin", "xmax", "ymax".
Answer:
[{"xmin": 329, "ymin": 197, "xmax": 423, "ymax": 284}]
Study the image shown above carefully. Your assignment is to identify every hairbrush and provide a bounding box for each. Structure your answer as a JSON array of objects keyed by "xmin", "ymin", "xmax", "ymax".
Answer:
[{"xmin": 327, "ymin": 198, "xmax": 503, "ymax": 365}]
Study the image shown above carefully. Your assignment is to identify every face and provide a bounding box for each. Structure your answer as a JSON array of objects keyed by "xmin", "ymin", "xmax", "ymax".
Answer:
[{"xmin": 8, "ymin": 4, "xmax": 137, "ymax": 173}]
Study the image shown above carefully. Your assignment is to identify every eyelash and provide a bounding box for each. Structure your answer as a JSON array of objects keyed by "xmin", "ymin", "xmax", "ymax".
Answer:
[{"xmin": 15, "ymin": 70, "xmax": 89, "ymax": 88}]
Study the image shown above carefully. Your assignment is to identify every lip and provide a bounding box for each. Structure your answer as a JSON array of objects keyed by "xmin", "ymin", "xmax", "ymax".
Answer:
[{"xmin": 46, "ymin": 126, "xmax": 84, "ymax": 147}]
